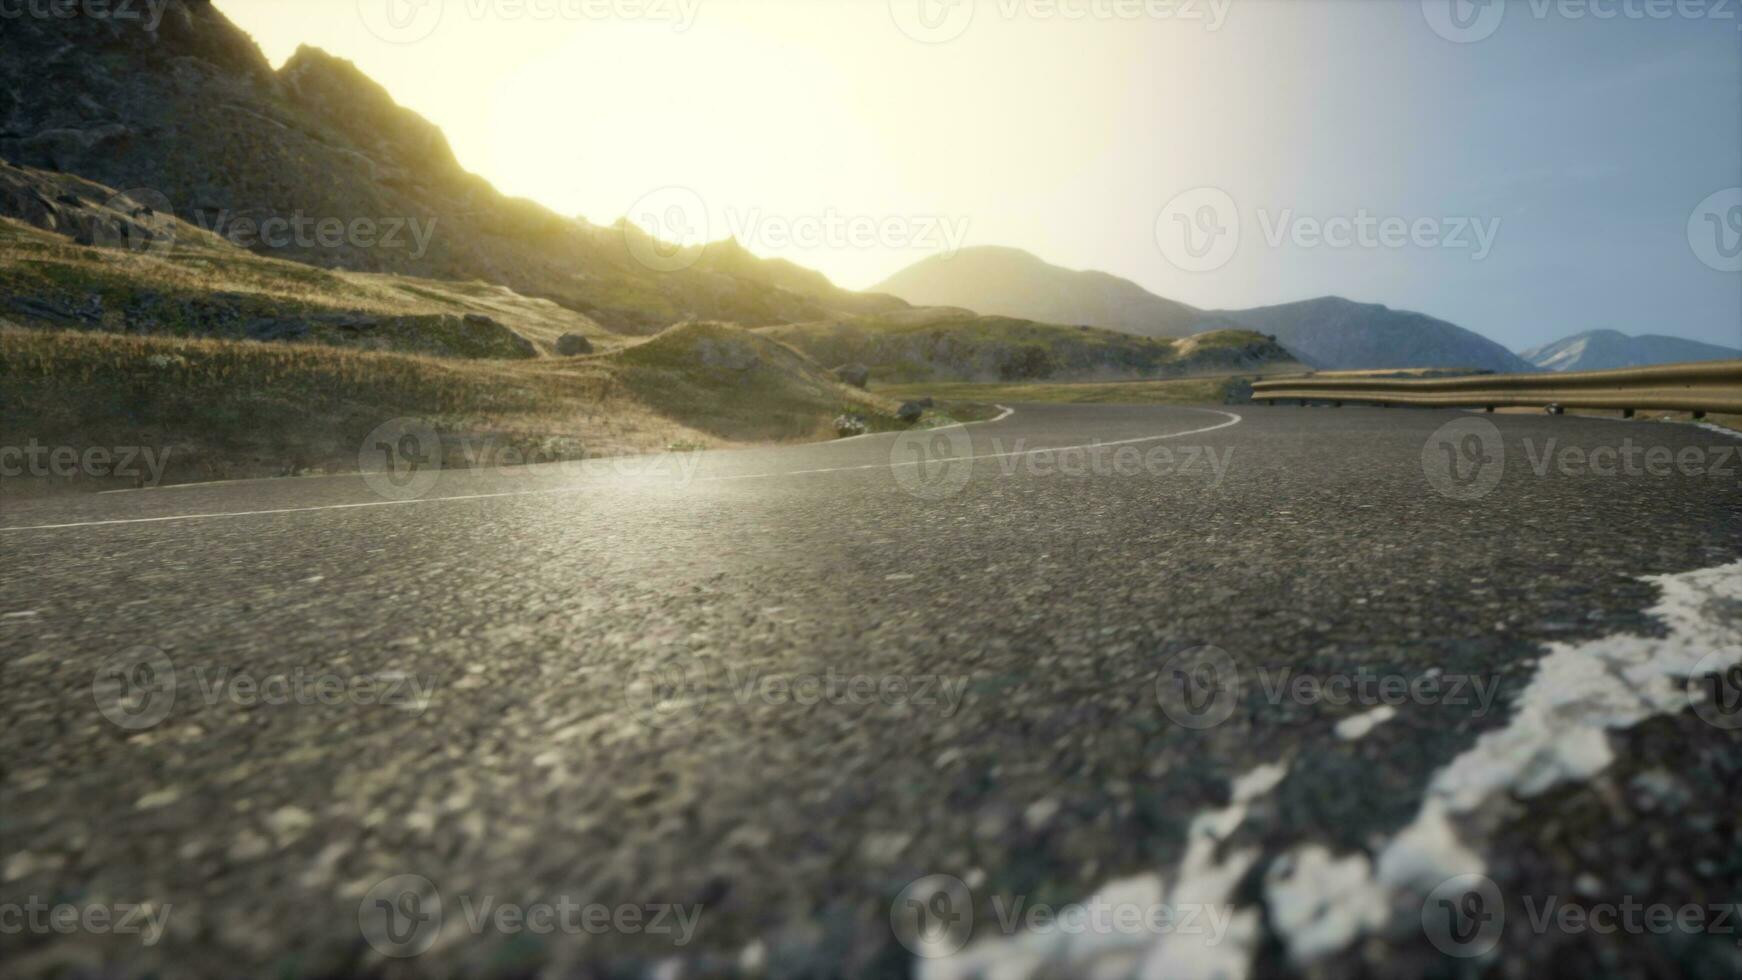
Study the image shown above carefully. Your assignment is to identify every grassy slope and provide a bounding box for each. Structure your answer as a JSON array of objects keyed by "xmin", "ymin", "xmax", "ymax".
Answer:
[
  {"xmin": 874, "ymin": 377, "xmax": 1246, "ymax": 405},
  {"xmin": 760, "ymin": 308, "xmax": 1296, "ymax": 384},
  {"xmin": 0, "ymin": 215, "xmax": 621, "ymax": 358},
  {"xmin": 0, "ymin": 322, "xmax": 898, "ymax": 491}
]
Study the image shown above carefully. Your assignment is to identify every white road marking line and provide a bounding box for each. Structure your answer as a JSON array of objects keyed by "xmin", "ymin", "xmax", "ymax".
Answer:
[
  {"xmin": 918, "ymin": 761, "xmax": 1289, "ymax": 980},
  {"xmin": 1264, "ymin": 558, "xmax": 1742, "ymax": 968},
  {"xmin": 0, "ymin": 409, "xmax": 1242, "ymax": 533}
]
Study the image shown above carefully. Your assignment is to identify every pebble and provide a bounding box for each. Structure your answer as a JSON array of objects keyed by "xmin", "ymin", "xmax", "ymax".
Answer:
[{"xmin": 1024, "ymin": 798, "xmax": 1061, "ymax": 831}]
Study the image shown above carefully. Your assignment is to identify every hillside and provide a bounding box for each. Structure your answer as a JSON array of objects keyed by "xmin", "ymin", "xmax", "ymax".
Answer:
[
  {"xmin": 0, "ymin": 4, "xmax": 904, "ymax": 334},
  {"xmin": 1519, "ymin": 328, "xmax": 1742, "ymax": 372},
  {"xmin": 0, "ymin": 162, "xmax": 634, "ymax": 359},
  {"xmin": 872, "ymin": 246, "xmax": 1203, "ymax": 339},
  {"xmin": 0, "ymin": 319, "xmax": 898, "ymax": 492},
  {"xmin": 758, "ymin": 307, "xmax": 1300, "ymax": 383}
]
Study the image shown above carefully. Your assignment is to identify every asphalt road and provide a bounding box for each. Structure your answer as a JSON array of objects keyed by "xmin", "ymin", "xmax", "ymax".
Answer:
[{"xmin": 2, "ymin": 404, "xmax": 1740, "ymax": 979}]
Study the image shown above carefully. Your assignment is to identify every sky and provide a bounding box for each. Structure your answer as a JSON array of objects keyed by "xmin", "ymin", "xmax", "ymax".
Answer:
[{"xmin": 215, "ymin": 0, "xmax": 1741, "ymax": 351}]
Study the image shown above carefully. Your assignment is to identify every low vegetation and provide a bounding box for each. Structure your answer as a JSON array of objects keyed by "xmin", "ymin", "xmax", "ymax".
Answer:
[
  {"xmin": 875, "ymin": 375, "xmax": 1265, "ymax": 405},
  {"xmin": 760, "ymin": 308, "xmax": 1298, "ymax": 384},
  {"xmin": 0, "ymin": 321, "xmax": 898, "ymax": 492}
]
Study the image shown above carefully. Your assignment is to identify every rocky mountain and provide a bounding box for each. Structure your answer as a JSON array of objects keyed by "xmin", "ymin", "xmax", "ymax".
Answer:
[
  {"xmin": 0, "ymin": 1, "xmax": 903, "ymax": 335},
  {"xmin": 875, "ymin": 248, "xmax": 1536, "ymax": 373},
  {"xmin": 1198, "ymin": 297, "xmax": 1536, "ymax": 374},
  {"xmin": 1519, "ymin": 329, "xmax": 1742, "ymax": 372},
  {"xmin": 872, "ymin": 246, "xmax": 1203, "ymax": 339}
]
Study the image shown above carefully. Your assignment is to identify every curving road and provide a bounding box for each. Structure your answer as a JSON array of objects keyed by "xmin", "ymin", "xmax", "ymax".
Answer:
[{"xmin": 2, "ymin": 404, "xmax": 1740, "ymax": 978}]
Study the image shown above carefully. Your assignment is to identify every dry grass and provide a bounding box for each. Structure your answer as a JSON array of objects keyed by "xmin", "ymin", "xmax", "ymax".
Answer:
[
  {"xmin": 1, "ymin": 322, "xmax": 897, "ymax": 492},
  {"xmin": 0, "ymin": 217, "xmax": 620, "ymax": 356},
  {"xmin": 875, "ymin": 375, "xmax": 1250, "ymax": 405}
]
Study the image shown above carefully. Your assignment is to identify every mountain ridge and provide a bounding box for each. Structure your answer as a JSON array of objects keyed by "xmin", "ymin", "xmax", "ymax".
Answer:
[
  {"xmin": 1519, "ymin": 329, "xmax": 1742, "ymax": 372},
  {"xmin": 0, "ymin": 2, "xmax": 905, "ymax": 334},
  {"xmin": 875, "ymin": 246, "xmax": 1537, "ymax": 372},
  {"xmin": 872, "ymin": 246, "xmax": 1203, "ymax": 339}
]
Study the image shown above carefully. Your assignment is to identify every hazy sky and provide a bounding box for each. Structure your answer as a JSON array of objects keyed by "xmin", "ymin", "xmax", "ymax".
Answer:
[{"xmin": 216, "ymin": 0, "xmax": 1740, "ymax": 350}]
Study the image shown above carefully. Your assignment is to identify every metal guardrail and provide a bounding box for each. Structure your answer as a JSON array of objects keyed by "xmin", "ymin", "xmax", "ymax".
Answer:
[{"xmin": 1250, "ymin": 360, "xmax": 1742, "ymax": 418}]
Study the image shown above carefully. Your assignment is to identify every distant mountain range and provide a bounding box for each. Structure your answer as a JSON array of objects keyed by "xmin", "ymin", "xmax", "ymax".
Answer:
[
  {"xmin": 872, "ymin": 246, "xmax": 1202, "ymax": 339},
  {"xmin": 1519, "ymin": 329, "xmax": 1741, "ymax": 372},
  {"xmin": 1194, "ymin": 298, "xmax": 1534, "ymax": 374},
  {"xmin": 875, "ymin": 247, "xmax": 1535, "ymax": 373}
]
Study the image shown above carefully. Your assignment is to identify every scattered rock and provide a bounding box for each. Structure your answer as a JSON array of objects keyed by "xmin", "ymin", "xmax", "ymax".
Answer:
[
  {"xmin": 834, "ymin": 363, "xmax": 870, "ymax": 388},
  {"xmin": 833, "ymin": 414, "xmax": 868, "ymax": 437},
  {"xmin": 556, "ymin": 333, "xmax": 594, "ymax": 356},
  {"xmin": 1024, "ymin": 798, "xmax": 1061, "ymax": 831}
]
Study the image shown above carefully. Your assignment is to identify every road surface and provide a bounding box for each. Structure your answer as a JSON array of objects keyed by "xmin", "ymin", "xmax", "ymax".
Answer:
[{"xmin": 3, "ymin": 404, "xmax": 1740, "ymax": 978}]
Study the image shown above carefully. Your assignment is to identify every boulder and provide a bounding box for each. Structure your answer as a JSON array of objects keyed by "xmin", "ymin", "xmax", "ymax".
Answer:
[
  {"xmin": 834, "ymin": 363, "xmax": 870, "ymax": 389},
  {"xmin": 556, "ymin": 333, "xmax": 594, "ymax": 357},
  {"xmin": 897, "ymin": 401, "xmax": 926, "ymax": 424}
]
